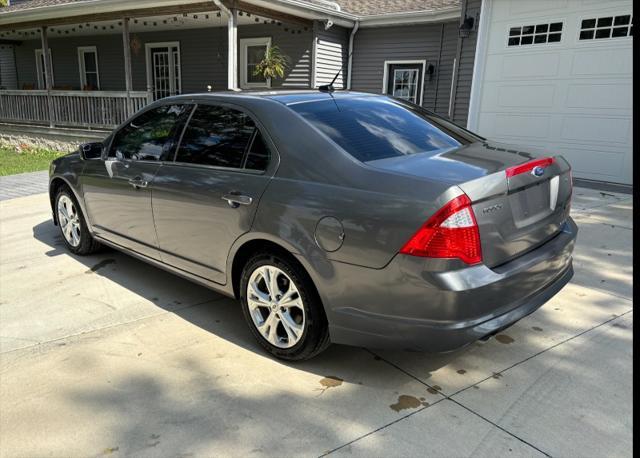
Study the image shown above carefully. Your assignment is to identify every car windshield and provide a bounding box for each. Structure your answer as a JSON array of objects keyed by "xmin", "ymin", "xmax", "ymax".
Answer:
[{"xmin": 288, "ymin": 96, "xmax": 482, "ymax": 162}]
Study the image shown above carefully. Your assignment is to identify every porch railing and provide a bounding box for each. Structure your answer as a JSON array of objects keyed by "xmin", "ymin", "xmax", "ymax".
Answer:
[{"xmin": 0, "ymin": 90, "xmax": 153, "ymax": 129}]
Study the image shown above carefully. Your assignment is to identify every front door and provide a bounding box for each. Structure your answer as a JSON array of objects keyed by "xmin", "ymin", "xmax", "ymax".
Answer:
[
  {"xmin": 151, "ymin": 103, "xmax": 274, "ymax": 284},
  {"xmin": 147, "ymin": 43, "xmax": 181, "ymax": 100},
  {"xmin": 386, "ymin": 63, "xmax": 424, "ymax": 104},
  {"xmin": 81, "ymin": 103, "xmax": 192, "ymax": 258}
]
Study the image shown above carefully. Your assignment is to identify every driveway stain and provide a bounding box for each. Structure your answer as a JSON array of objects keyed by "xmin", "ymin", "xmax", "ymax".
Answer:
[
  {"xmin": 532, "ymin": 326, "xmax": 543, "ymax": 332},
  {"xmin": 86, "ymin": 259, "xmax": 116, "ymax": 274},
  {"xmin": 495, "ymin": 334, "xmax": 514, "ymax": 344},
  {"xmin": 316, "ymin": 375, "xmax": 343, "ymax": 395},
  {"xmin": 390, "ymin": 395, "xmax": 429, "ymax": 412},
  {"xmin": 457, "ymin": 369, "xmax": 467, "ymax": 375},
  {"xmin": 320, "ymin": 375, "xmax": 343, "ymax": 388},
  {"xmin": 427, "ymin": 385, "xmax": 442, "ymax": 394}
]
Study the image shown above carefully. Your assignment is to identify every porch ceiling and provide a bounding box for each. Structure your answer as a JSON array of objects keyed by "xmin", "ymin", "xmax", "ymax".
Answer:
[
  {"xmin": 0, "ymin": 0, "xmax": 314, "ymax": 32},
  {"xmin": 0, "ymin": 10, "xmax": 310, "ymax": 41}
]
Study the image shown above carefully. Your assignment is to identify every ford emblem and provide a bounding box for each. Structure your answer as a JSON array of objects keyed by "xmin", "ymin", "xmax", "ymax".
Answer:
[{"xmin": 531, "ymin": 166, "xmax": 545, "ymax": 177}]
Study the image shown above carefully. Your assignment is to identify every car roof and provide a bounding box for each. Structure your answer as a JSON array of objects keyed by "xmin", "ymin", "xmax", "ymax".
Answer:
[{"xmin": 161, "ymin": 90, "xmax": 383, "ymax": 106}]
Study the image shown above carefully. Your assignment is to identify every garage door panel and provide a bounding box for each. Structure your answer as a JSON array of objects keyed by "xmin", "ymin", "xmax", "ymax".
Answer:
[
  {"xmin": 570, "ymin": 48, "xmax": 633, "ymax": 76},
  {"xmin": 506, "ymin": 0, "xmax": 569, "ymax": 18},
  {"xmin": 479, "ymin": 113, "xmax": 551, "ymax": 139},
  {"xmin": 560, "ymin": 116, "xmax": 631, "ymax": 145},
  {"xmin": 566, "ymin": 83, "xmax": 632, "ymax": 111},
  {"xmin": 560, "ymin": 147, "xmax": 625, "ymax": 180},
  {"xmin": 499, "ymin": 53, "xmax": 561, "ymax": 79},
  {"xmin": 489, "ymin": 84, "xmax": 556, "ymax": 109}
]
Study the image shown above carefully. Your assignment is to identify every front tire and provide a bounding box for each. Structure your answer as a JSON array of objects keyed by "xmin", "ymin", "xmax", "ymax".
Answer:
[
  {"xmin": 55, "ymin": 187, "xmax": 100, "ymax": 255},
  {"xmin": 240, "ymin": 252, "xmax": 330, "ymax": 361}
]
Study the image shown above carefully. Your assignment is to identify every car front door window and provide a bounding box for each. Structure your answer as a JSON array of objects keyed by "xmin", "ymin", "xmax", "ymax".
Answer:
[{"xmin": 109, "ymin": 104, "xmax": 192, "ymax": 162}]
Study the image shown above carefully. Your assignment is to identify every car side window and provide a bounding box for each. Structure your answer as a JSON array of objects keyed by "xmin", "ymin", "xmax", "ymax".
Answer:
[
  {"xmin": 175, "ymin": 104, "xmax": 258, "ymax": 169},
  {"xmin": 109, "ymin": 104, "xmax": 192, "ymax": 161},
  {"xmin": 244, "ymin": 131, "xmax": 270, "ymax": 171}
]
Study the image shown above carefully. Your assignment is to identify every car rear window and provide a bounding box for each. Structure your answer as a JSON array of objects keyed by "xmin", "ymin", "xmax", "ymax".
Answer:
[{"xmin": 288, "ymin": 96, "xmax": 479, "ymax": 162}]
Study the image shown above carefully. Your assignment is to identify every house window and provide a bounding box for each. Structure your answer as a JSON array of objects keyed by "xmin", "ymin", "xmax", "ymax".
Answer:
[
  {"xmin": 77, "ymin": 46, "xmax": 100, "ymax": 90},
  {"xmin": 579, "ymin": 14, "xmax": 633, "ymax": 40},
  {"xmin": 240, "ymin": 37, "xmax": 271, "ymax": 89},
  {"xmin": 508, "ymin": 22, "xmax": 563, "ymax": 46},
  {"xmin": 35, "ymin": 48, "xmax": 53, "ymax": 89},
  {"xmin": 383, "ymin": 61, "xmax": 425, "ymax": 105}
]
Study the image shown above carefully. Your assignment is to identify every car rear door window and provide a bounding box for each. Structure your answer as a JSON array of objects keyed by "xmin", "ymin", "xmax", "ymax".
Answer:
[
  {"xmin": 109, "ymin": 104, "xmax": 192, "ymax": 161},
  {"xmin": 175, "ymin": 104, "xmax": 257, "ymax": 169},
  {"xmin": 243, "ymin": 131, "xmax": 270, "ymax": 171},
  {"xmin": 289, "ymin": 96, "xmax": 477, "ymax": 162}
]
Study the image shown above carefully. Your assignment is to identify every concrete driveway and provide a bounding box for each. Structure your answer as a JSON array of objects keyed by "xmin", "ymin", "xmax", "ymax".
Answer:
[{"xmin": 0, "ymin": 186, "xmax": 632, "ymax": 457}]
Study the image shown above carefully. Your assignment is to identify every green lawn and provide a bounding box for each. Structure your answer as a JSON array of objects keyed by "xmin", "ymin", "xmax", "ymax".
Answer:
[{"xmin": 0, "ymin": 147, "xmax": 67, "ymax": 177}]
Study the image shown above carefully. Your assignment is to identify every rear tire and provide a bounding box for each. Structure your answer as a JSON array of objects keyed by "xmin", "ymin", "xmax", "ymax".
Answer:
[
  {"xmin": 240, "ymin": 251, "xmax": 330, "ymax": 361},
  {"xmin": 55, "ymin": 187, "xmax": 100, "ymax": 255}
]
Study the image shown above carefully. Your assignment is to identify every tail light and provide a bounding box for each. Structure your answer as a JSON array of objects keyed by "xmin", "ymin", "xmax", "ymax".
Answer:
[
  {"xmin": 400, "ymin": 193, "xmax": 482, "ymax": 265},
  {"xmin": 505, "ymin": 157, "xmax": 555, "ymax": 178}
]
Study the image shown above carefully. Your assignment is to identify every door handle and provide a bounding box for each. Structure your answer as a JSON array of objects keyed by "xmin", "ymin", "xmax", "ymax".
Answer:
[
  {"xmin": 222, "ymin": 192, "xmax": 253, "ymax": 208},
  {"xmin": 128, "ymin": 177, "xmax": 148, "ymax": 189}
]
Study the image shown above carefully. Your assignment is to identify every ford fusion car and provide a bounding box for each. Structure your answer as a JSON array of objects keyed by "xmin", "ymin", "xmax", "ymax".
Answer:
[{"xmin": 49, "ymin": 91, "xmax": 577, "ymax": 360}]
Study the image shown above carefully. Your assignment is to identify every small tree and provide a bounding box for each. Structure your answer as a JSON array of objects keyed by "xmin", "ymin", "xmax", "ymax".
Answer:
[
  {"xmin": 253, "ymin": 46, "xmax": 290, "ymax": 81},
  {"xmin": 0, "ymin": 0, "xmax": 8, "ymax": 7}
]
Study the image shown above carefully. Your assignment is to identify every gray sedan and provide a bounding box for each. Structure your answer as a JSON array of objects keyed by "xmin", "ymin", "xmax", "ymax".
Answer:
[{"xmin": 49, "ymin": 91, "xmax": 577, "ymax": 360}]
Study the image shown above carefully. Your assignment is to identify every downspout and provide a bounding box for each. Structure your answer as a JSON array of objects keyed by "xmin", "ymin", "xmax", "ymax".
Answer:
[
  {"xmin": 346, "ymin": 20, "xmax": 359, "ymax": 90},
  {"xmin": 212, "ymin": 0, "xmax": 238, "ymax": 90},
  {"xmin": 448, "ymin": 0, "xmax": 468, "ymax": 119}
]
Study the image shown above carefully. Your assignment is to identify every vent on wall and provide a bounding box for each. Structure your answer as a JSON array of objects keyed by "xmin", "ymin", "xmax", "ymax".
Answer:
[
  {"xmin": 508, "ymin": 22, "xmax": 563, "ymax": 47},
  {"xmin": 579, "ymin": 14, "xmax": 633, "ymax": 40}
]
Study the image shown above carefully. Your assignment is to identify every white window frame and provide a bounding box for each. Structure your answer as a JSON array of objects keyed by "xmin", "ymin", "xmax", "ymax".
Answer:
[
  {"xmin": 382, "ymin": 60, "xmax": 426, "ymax": 105},
  {"xmin": 35, "ymin": 48, "xmax": 54, "ymax": 89},
  {"xmin": 145, "ymin": 41, "xmax": 182, "ymax": 98},
  {"xmin": 240, "ymin": 37, "xmax": 272, "ymax": 89},
  {"xmin": 77, "ymin": 46, "xmax": 100, "ymax": 90}
]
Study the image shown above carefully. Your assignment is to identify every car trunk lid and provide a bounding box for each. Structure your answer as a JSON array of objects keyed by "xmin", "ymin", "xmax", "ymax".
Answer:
[{"xmin": 369, "ymin": 141, "xmax": 573, "ymax": 267}]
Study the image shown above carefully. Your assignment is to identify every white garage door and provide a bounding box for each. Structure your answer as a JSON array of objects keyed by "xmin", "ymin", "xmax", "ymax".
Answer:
[{"xmin": 468, "ymin": 0, "xmax": 633, "ymax": 185}]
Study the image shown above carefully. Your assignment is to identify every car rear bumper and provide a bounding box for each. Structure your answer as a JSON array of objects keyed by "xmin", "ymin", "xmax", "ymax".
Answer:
[{"xmin": 321, "ymin": 217, "xmax": 577, "ymax": 352}]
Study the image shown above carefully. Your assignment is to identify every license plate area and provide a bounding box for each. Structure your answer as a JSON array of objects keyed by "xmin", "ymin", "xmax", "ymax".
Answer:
[{"xmin": 509, "ymin": 179, "xmax": 555, "ymax": 229}]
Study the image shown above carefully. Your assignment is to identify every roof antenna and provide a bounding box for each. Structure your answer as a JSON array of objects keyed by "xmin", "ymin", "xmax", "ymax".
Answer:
[{"xmin": 318, "ymin": 68, "xmax": 342, "ymax": 93}]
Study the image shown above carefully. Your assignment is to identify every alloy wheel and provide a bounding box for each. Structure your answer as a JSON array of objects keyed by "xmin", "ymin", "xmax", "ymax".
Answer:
[
  {"xmin": 247, "ymin": 265, "xmax": 306, "ymax": 349},
  {"xmin": 57, "ymin": 195, "xmax": 81, "ymax": 247}
]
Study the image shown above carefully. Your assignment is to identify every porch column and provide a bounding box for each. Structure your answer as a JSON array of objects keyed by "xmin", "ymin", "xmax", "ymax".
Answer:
[
  {"xmin": 122, "ymin": 17, "xmax": 134, "ymax": 115},
  {"xmin": 227, "ymin": 8, "xmax": 238, "ymax": 90},
  {"xmin": 39, "ymin": 26, "xmax": 54, "ymax": 127}
]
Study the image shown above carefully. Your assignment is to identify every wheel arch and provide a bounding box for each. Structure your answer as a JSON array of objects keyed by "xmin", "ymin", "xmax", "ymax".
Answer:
[
  {"xmin": 49, "ymin": 176, "xmax": 75, "ymax": 225},
  {"xmin": 228, "ymin": 235, "xmax": 328, "ymax": 318}
]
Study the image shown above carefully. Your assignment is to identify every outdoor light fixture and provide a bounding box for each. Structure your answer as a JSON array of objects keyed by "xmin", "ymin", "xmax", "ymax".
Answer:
[
  {"xmin": 427, "ymin": 63, "xmax": 435, "ymax": 80},
  {"xmin": 459, "ymin": 13, "xmax": 476, "ymax": 37}
]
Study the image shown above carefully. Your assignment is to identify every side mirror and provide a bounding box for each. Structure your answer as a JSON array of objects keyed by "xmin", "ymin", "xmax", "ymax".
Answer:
[{"xmin": 79, "ymin": 142, "xmax": 103, "ymax": 160}]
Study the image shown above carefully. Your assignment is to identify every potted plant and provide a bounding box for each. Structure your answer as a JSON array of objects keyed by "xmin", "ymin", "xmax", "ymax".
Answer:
[{"xmin": 253, "ymin": 46, "xmax": 290, "ymax": 84}]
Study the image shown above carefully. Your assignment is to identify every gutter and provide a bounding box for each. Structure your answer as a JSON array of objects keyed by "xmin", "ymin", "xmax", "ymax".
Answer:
[
  {"xmin": 346, "ymin": 20, "xmax": 359, "ymax": 90},
  {"xmin": 357, "ymin": 7, "xmax": 461, "ymax": 27}
]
